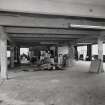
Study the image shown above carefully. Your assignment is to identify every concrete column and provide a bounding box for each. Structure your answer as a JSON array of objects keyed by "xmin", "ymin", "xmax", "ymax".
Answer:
[
  {"xmin": 13, "ymin": 47, "xmax": 19, "ymax": 66},
  {"xmin": 17, "ymin": 47, "xmax": 20, "ymax": 64},
  {"xmin": 97, "ymin": 37, "xmax": 104, "ymax": 72},
  {"xmin": 89, "ymin": 37, "xmax": 104, "ymax": 73},
  {"xmin": 15, "ymin": 47, "xmax": 17, "ymax": 62},
  {"xmin": 68, "ymin": 45, "xmax": 75, "ymax": 66},
  {"xmin": 0, "ymin": 26, "xmax": 8, "ymax": 79},
  {"xmin": 74, "ymin": 46, "xmax": 78, "ymax": 60},
  {"xmin": 10, "ymin": 46, "xmax": 15, "ymax": 68},
  {"xmin": 55, "ymin": 46, "xmax": 58, "ymax": 62},
  {"xmin": 55, "ymin": 46, "xmax": 58, "ymax": 56},
  {"xmin": 87, "ymin": 44, "xmax": 92, "ymax": 61},
  {"xmin": 29, "ymin": 47, "xmax": 34, "ymax": 58}
]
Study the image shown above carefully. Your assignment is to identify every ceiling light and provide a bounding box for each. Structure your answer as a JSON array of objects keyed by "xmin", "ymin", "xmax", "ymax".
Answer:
[
  {"xmin": 70, "ymin": 24, "xmax": 105, "ymax": 30},
  {"xmin": 77, "ymin": 43, "xmax": 91, "ymax": 45}
]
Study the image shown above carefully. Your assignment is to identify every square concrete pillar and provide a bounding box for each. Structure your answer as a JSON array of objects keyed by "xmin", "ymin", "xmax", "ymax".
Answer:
[
  {"xmin": 97, "ymin": 38, "xmax": 104, "ymax": 72},
  {"xmin": 98, "ymin": 38, "xmax": 103, "ymax": 60},
  {"xmin": 74, "ymin": 46, "xmax": 78, "ymax": 60},
  {"xmin": 89, "ymin": 37, "xmax": 104, "ymax": 73},
  {"xmin": 14, "ymin": 47, "xmax": 17, "ymax": 62},
  {"xmin": 17, "ymin": 47, "xmax": 20, "ymax": 64},
  {"xmin": 0, "ymin": 26, "xmax": 8, "ymax": 79},
  {"xmin": 68, "ymin": 45, "xmax": 75, "ymax": 67},
  {"xmin": 86, "ymin": 44, "xmax": 92, "ymax": 61},
  {"xmin": 55, "ymin": 46, "xmax": 58, "ymax": 62},
  {"xmin": 10, "ymin": 46, "xmax": 15, "ymax": 68},
  {"xmin": 14, "ymin": 46, "xmax": 20, "ymax": 65}
]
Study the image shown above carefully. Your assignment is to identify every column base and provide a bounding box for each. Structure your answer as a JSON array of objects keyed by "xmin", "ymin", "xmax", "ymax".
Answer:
[
  {"xmin": 0, "ymin": 73, "xmax": 8, "ymax": 80},
  {"xmin": 67, "ymin": 59, "xmax": 75, "ymax": 67},
  {"xmin": 0, "ymin": 77, "xmax": 8, "ymax": 80},
  {"xmin": 89, "ymin": 60, "xmax": 104, "ymax": 73}
]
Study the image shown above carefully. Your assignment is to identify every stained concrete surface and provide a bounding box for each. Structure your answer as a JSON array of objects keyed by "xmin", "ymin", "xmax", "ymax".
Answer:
[{"xmin": 0, "ymin": 61, "xmax": 105, "ymax": 105}]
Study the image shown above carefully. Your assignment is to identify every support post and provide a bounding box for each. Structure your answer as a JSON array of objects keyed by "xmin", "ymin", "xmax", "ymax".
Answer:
[
  {"xmin": 17, "ymin": 47, "xmax": 20, "ymax": 64},
  {"xmin": 89, "ymin": 37, "xmax": 104, "ymax": 73},
  {"xmin": 15, "ymin": 47, "xmax": 17, "ymax": 62},
  {"xmin": 0, "ymin": 26, "xmax": 8, "ymax": 79},
  {"xmin": 68, "ymin": 45, "xmax": 75, "ymax": 66},
  {"xmin": 87, "ymin": 44, "xmax": 92, "ymax": 61},
  {"xmin": 97, "ymin": 37, "xmax": 104, "ymax": 73},
  {"xmin": 10, "ymin": 46, "xmax": 15, "ymax": 68},
  {"xmin": 74, "ymin": 46, "xmax": 78, "ymax": 60},
  {"xmin": 55, "ymin": 46, "xmax": 58, "ymax": 62}
]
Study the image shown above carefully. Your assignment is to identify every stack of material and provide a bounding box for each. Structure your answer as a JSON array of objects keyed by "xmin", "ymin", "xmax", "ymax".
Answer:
[{"xmin": 40, "ymin": 63, "xmax": 52, "ymax": 70}]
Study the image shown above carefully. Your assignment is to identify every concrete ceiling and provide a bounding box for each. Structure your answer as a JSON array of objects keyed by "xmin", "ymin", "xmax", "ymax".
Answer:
[
  {"xmin": 1, "ymin": 0, "xmax": 105, "ymax": 6},
  {"xmin": 1, "ymin": 12, "xmax": 103, "ymax": 47},
  {"xmin": 0, "ymin": 0, "xmax": 105, "ymax": 47},
  {"xmin": 54, "ymin": 0, "xmax": 105, "ymax": 6},
  {"xmin": 0, "ymin": 0, "xmax": 105, "ymax": 18}
]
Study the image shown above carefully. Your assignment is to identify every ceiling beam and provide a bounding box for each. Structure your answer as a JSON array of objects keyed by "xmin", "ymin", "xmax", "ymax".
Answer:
[
  {"xmin": 0, "ymin": 12, "xmax": 105, "ymax": 28},
  {"xmin": 77, "ymin": 38, "xmax": 97, "ymax": 44},
  {"xmin": 15, "ymin": 41, "xmax": 73, "ymax": 46},
  {"xmin": 5, "ymin": 27, "xmax": 100, "ymax": 35},
  {"xmin": 11, "ymin": 37, "xmax": 77, "ymax": 41},
  {"xmin": 8, "ymin": 34, "xmax": 98, "ymax": 38}
]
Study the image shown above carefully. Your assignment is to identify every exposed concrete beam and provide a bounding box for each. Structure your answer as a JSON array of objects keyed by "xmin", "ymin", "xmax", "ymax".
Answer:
[
  {"xmin": 0, "ymin": 13, "xmax": 105, "ymax": 28},
  {"xmin": 15, "ymin": 42, "xmax": 75, "ymax": 47},
  {"xmin": 0, "ymin": 0, "xmax": 105, "ymax": 18},
  {"xmin": 5, "ymin": 27, "xmax": 100, "ymax": 35},
  {"xmin": 77, "ymin": 33, "xmax": 102, "ymax": 43},
  {"xmin": 77, "ymin": 37, "xmax": 105, "ymax": 44},
  {"xmin": 77, "ymin": 30, "xmax": 105, "ymax": 43},
  {"xmin": 100, "ymin": 31, "xmax": 105, "ymax": 37},
  {"xmin": 11, "ymin": 37, "xmax": 77, "ymax": 41},
  {"xmin": 8, "ymin": 34, "xmax": 98, "ymax": 38},
  {"xmin": 77, "ymin": 38, "xmax": 97, "ymax": 44}
]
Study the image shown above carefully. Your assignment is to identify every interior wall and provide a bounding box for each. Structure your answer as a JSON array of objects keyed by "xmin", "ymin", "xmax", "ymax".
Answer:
[{"xmin": 58, "ymin": 46, "xmax": 69, "ymax": 55}]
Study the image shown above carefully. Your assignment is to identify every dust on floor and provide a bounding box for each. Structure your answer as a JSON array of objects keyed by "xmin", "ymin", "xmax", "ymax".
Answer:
[{"xmin": 0, "ymin": 61, "xmax": 105, "ymax": 105}]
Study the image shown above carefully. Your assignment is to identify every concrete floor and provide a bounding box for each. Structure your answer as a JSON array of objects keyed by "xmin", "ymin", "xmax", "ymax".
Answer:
[{"xmin": 0, "ymin": 61, "xmax": 105, "ymax": 105}]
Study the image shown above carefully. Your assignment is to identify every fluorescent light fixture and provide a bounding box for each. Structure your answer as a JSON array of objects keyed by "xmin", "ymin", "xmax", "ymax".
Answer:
[
  {"xmin": 70, "ymin": 24, "xmax": 105, "ymax": 30},
  {"xmin": 77, "ymin": 43, "xmax": 91, "ymax": 45}
]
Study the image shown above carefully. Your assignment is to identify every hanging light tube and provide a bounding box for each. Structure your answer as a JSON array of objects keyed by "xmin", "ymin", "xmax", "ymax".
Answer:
[{"xmin": 70, "ymin": 24, "xmax": 105, "ymax": 30}]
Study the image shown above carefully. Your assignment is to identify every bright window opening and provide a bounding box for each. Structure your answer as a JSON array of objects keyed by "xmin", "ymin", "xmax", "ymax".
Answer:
[{"xmin": 20, "ymin": 48, "xmax": 29, "ymax": 55}]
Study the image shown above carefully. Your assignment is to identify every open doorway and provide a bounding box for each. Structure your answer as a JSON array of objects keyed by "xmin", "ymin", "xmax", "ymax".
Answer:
[
  {"xmin": 20, "ymin": 48, "xmax": 29, "ymax": 64},
  {"xmin": 77, "ymin": 46, "xmax": 87, "ymax": 60}
]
